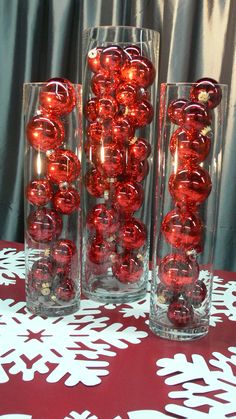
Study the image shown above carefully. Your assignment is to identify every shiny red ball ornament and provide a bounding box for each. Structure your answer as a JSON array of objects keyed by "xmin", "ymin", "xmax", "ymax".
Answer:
[
  {"xmin": 26, "ymin": 115, "xmax": 65, "ymax": 152},
  {"xmin": 169, "ymin": 127, "xmax": 211, "ymax": 163},
  {"xmin": 85, "ymin": 168, "xmax": 110, "ymax": 197},
  {"xmin": 100, "ymin": 45, "xmax": 126, "ymax": 71},
  {"xmin": 161, "ymin": 208, "xmax": 203, "ymax": 251},
  {"xmin": 112, "ymin": 115, "xmax": 135, "ymax": 143},
  {"xmin": 169, "ymin": 165, "xmax": 212, "ymax": 207},
  {"xmin": 124, "ymin": 45, "xmax": 141, "ymax": 58},
  {"xmin": 30, "ymin": 257, "xmax": 54, "ymax": 283},
  {"xmin": 55, "ymin": 278, "xmax": 76, "ymax": 301},
  {"xmin": 125, "ymin": 100, "xmax": 154, "ymax": 127},
  {"xmin": 126, "ymin": 159, "xmax": 149, "ymax": 182},
  {"xmin": 167, "ymin": 98, "xmax": 189, "ymax": 125},
  {"xmin": 86, "ymin": 204, "xmax": 119, "ymax": 236},
  {"xmin": 114, "ymin": 181, "xmax": 144, "ymax": 214},
  {"xmin": 181, "ymin": 101, "xmax": 211, "ymax": 131},
  {"xmin": 87, "ymin": 47, "xmax": 103, "ymax": 73},
  {"xmin": 84, "ymin": 98, "xmax": 98, "ymax": 122},
  {"xmin": 88, "ymin": 236, "xmax": 113, "ymax": 264},
  {"xmin": 39, "ymin": 77, "xmax": 76, "ymax": 116},
  {"xmin": 112, "ymin": 252, "xmax": 144, "ymax": 283},
  {"xmin": 167, "ymin": 298, "xmax": 194, "ymax": 327},
  {"xmin": 26, "ymin": 179, "xmax": 53, "ymax": 206},
  {"xmin": 51, "ymin": 239, "xmax": 77, "ymax": 265},
  {"xmin": 118, "ymin": 217, "xmax": 147, "ymax": 250},
  {"xmin": 53, "ymin": 186, "xmax": 80, "ymax": 214},
  {"xmin": 190, "ymin": 78, "xmax": 222, "ymax": 109},
  {"xmin": 94, "ymin": 142, "xmax": 125, "ymax": 177},
  {"xmin": 121, "ymin": 56, "xmax": 156, "ymax": 88},
  {"xmin": 184, "ymin": 280, "xmax": 207, "ymax": 307},
  {"xmin": 91, "ymin": 72, "xmax": 120, "ymax": 97},
  {"xmin": 159, "ymin": 253, "xmax": 199, "ymax": 289},
  {"xmin": 128, "ymin": 137, "xmax": 151, "ymax": 161},
  {"xmin": 27, "ymin": 208, "xmax": 62, "ymax": 243},
  {"xmin": 97, "ymin": 96, "xmax": 118, "ymax": 120},
  {"xmin": 116, "ymin": 83, "xmax": 139, "ymax": 106},
  {"xmin": 47, "ymin": 149, "xmax": 80, "ymax": 184},
  {"xmin": 87, "ymin": 121, "xmax": 111, "ymax": 144}
]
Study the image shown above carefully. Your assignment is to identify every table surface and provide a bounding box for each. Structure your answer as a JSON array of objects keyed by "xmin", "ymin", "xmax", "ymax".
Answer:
[{"xmin": 0, "ymin": 239, "xmax": 236, "ymax": 419}]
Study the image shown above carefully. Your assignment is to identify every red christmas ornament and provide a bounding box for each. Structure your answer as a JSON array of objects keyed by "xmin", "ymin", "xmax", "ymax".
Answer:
[
  {"xmin": 55, "ymin": 278, "xmax": 76, "ymax": 301},
  {"xmin": 128, "ymin": 137, "xmax": 151, "ymax": 161},
  {"xmin": 84, "ymin": 98, "xmax": 98, "ymax": 122},
  {"xmin": 126, "ymin": 159, "xmax": 149, "ymax": 182},
  {"xmin": 169, "ymin": 165, "xmax": 212, "ymax": 207},
  {"xmin": 30, "ymin": 257, "xmax": 54, "ymax": 283},
  {"xmin": 86, "ymin": 204, "xmax": 119, "ymax": 236},
  {"xmin": 100, "ymin": 45, "xmax": 126, "ymax": 71},
  {"xmin": 27, "ymin": 208, "xmax": 62, "ymax": 243},
  {"xmin": 112, "ymin": 252, "xmax": 144, "ymax": 283},
  {"xmin": 87, "ymin": 121, "xmax": 111, "ymax": 144},
  {"xmin": 26, "ymin": 179, "xmax": 53, "ymax": 206},
  {"xmin": 97, "ymin": 96, "xmax": 118, "ymax": 120},
  {"xmin": 93, "ymin": 142, "xmax": 125, "ymax": 177},
  {"xmin": 85, "ymin": 168, "xmax": 110, "ymax": 197},
  {"xmin": 53, "ymin": 186, "xmax": 80, "ymax": 214},
  {"xmin": 118, "ymin": 217, "xmax": 147, "ymax": 250},
  {"xmin": 169, "ymin": 127, "xmax": 211, "ymax": 163},
  {"xmin": 115, "ymin": 83, "xmax": 139, "ymax": 106},
  {"xmin": 87, "ymin": 47, "xmax": 103, "ymax": 73},
  {"xmin": 167, "ymin": 98, "xmax": 189, "ymax": 125},
  {"xmin": 121, "ymin": 56, "xmax": 156, "ymax": 88},
  {"xmin": 112, "ymin": 115, "xmax": 135, "ymax": 143},
  {"xmin": 26, "ymin": 115, "xmax": 65, "ymax": 152},
  {"xmin": 91, "ymin": 71, "xmax": 120, "ymax": 97},
  {"xmin": 88, "ymin": 236, "xmax": 114, "ymax": 264},
  {"xmin": 161, "ymin": 208, "xmax": 203, "ymax": 251},
  {"xmin": 181, "ymin": 101, "xmax": 211, "ymax": 131},
  {"xmin": 123, "ymin": 45, "xmax": 141, "ymax": 58},
  {"xmin": 190, "ymin": 78, "xmax": 222, "ymax": 109},
  {"xmin": 39, "ymin": 77, "xmax": 76, "ymax": 116},
  {"xmin": 125, "ymin": 100, "xmax": 154, "ymax": 127},
  {"xmin": 158, "ymin": 253, "xmax": 199, "ymax": 289},
  {"xmin": 51, "ymin": 239, "xmax": 77, "ymax": 265},
  {"xmin": 184, "ymin": 279, "xmax": 207, "ymax": 307},
  {"xmin": 114, "ymin": 181, "xmax": 144, "ymax": 213},
  {"xmin": 167, "ymin": 298, "xmax": 194, "ymax": 327},
  {"xmin": 47, "ymin": 149, "xmax": 80, "ymax": 184}
]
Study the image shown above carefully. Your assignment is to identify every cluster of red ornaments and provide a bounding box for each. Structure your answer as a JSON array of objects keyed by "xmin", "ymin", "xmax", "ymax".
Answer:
[
  {"xmin": 25, "ymin": 78, "xmax": 80, "ymax": 303},
  {"xmin": 158, "ymin": 78, "xmax": 222, "ymax": 327},
  {"xmin": 84, "ymin": 44, "xmax": 156, "ymax": 283}
]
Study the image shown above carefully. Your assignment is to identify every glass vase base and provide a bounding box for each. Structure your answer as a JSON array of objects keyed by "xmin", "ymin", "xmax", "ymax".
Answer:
[
  {"xmin": 149, "ymin": 318, "xmax": 209, "ymax": 341},
  {"xmin": 26, "ymin": 301, "xmax": 80, "ymax": 317}
]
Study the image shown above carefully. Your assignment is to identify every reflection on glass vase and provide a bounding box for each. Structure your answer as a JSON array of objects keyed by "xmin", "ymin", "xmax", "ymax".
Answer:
[
  {"xmin": 149, "ymin": 80, "xmax": 228, "ymax": 340},
  {"xmin": 24, "ymin": 79, "xmax": 82, "ymax": 316},
  {"xmin": 82, "ymin": 26, "xmax": 160, "ymax": 303}
]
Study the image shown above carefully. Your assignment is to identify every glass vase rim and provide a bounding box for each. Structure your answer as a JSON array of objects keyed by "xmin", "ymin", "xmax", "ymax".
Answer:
[
  {"xmin": 83, "ymin": 25, "xmax": 160, "ymax": 36},
  {"xmin": 161, "ymin": 82, "xmax": 228, "ymax": 88}
]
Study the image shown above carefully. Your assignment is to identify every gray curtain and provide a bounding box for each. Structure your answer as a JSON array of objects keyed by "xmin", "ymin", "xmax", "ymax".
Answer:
[{"xmin": 0, "ymin": 0, "xmax": 235, "ymax": 270}]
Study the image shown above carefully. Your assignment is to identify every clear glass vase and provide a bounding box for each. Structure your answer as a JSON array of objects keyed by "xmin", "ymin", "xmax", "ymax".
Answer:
[
  {"xmin": 81, "ymin": 26, "xmax": 160, "ymax": 303},
  {"xmin": 149, "ymin": 81, "xmax": 228, "ymax": 340},
  {"xmin": 24, "ymin": 80, "xmax": 82, "ymax": 316}
]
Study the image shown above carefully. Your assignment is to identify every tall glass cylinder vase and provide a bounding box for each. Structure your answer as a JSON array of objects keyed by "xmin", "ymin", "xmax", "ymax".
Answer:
[
  {"xmin": 150, "ymin": 80, "xmax": 228, "ymax": 340},
  {"xmin": 82, "ymin": 26, "xmax": 160, "ymax": 303},
  {"xmin": 24, "ymin": 80, "xmax": 82, "ymax": 316}
]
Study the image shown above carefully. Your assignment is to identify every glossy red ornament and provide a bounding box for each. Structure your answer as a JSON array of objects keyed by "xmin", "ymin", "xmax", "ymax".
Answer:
[
  {"xmin": 100, "ymin": 45, "xmax": 126, "ymax": 71},
  {"xmin": 26, "ymin": 115, "xmax": 65, "ymax": 152},
  {"xmin": 121, "ymin": 56, "xmax": 156, "ymax": 88},
  {"xmin": 167, "ymin": 98, "xmax": 189, "ymax": 125},
  {"xmin": 84, "ymin": 98, "xmax": 98, "ymax": 122},
  {"xmin": 167, "ymin": 298, "xmax": 194, "ymax": 327},
  {"xmin": 87, "ymin": 47, "xmax": 103, "ymax": 73},
  {"xmin": 86, "ymin": 204, "xmax": 119, "ymax": 236},
  {"xmin": 91, "ymin": 72, "xmax": 120, "ymax": 97},
  {"xmin": 27, "ymin": 208, "xmax": 62, "ymax": 243},
  {"xmin": 123, "ymin": 45, "xmax": 141, "ymax": 58},
  {"xmin": 47, "ymin": 149, "xmax": 80, "ymax": 184},
  {"xmin": 128, "ymin": 137, "xmax": 151, "ymax": 161},
  {"xmin": 39, "ymin": 78, "xmax": 76, "ymax": 116},
  {"xmin": 169, "ymin": 127, "xmax": 211, "ymax": 163},
  {"xmin": 85, "ymin": 168, "xmax": 110, "ymax": 197},
  {"xmin": 158, "ymin": 253, "xmax": 199, "ymax": 289},
  {"xmin": 30, "ymin": 257, "xmax": 55, "ymax": 283},
  {"xmin": 184, "ymin": 280, "xmax": 207, "ymax": 307},
  {"xmin": 97, "ymin": 96, "xmax": 118, "ymax": 120},
  {"xmin": 112, "ymin": 252, "xmax": 144, "ymax": 283},
  {"xmin": 55, "ymin": 278, "xmax": 76, "ymax": 301},
  {"xmin": 181, "ymin": 101, "xmax": 211, "ymax": 131},
  {"xmin": 190, "ymin": 78, "xmax": 222, "ymax": 109},
  {"xmin": 112, "ymin": 115, "xmax": 135, "ymax": 143},
  {"xmin": 115, "ymin": 83, "xmax": 139, "ymax": 106},
  {"xmin": 118, "ymin": 217, "xmax": 147, "ymax": 250},
  {"xmin": 114, "ymin": 181, "xmax": 144, "ymax": 214},
  {"xmin": 26, "ymin": 179, "xmax": 53, "ymax": 206},
  {"xmin": 53, "ymin": 186, "xmax": 80, "ymax": 214},
  {"xmin": 169, "ymin": 165, "xmax": 212, "ymax": 207},
  {"xmin": 161, "ymin": 208, "xmax": 203, "ymax": 251},
  {"xmin": 93, "ymin": 142, "xmax": 125, "ymax": 177},
  {"xmin": 51, "ymin": 239, "xmax": 77, "ymax": 265},
  {"xmin": 126, "ymin": 159, "xmax": 149, "ymax": 182},
  {"xmin": 87, "ymin": 121, "xmax": 111, "ymax": 144},
  {"xmin": 125, "ymin": 100, "xmax": 154, "ymax": 127},
  {"xmin": 88, "ymin": 236, "xmax": 113, "ymax": 264}
]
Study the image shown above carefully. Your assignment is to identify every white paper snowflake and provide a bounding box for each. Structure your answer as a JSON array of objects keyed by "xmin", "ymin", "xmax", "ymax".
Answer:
[
  {"xmin": 0, "ymin": 248, "xmax": 25, "ymax": 285},
  {"xmin": 211, "ymin": 276, "xmax": 236, "ymax": 323},
  {"xmin": 64, "ymin": 411, "xmax": 98, "ymax": 419},
  {"xmin": 114, "ymin": 410, "xmax": 173, "ymax": 418},
  {"xmin": 156, "ymin": 347, "xmax": 236, "ymax": 418},
  {"xmin": 0, "ymin": 298, "xmax": 147, "ymax": 387}
]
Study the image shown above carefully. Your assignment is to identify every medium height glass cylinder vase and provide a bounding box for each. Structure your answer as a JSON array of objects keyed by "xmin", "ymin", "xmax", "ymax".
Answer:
[
  {"xmin": 24, "ymin": 80, "xmax": 82, "ymax": 316},
  {"xmin": 82, "ymin": 26, "xmax": 160, "ymax": 303},
  {"xmin": 150, "ymin": 80, "xmax": 228, "ymax": 340}
]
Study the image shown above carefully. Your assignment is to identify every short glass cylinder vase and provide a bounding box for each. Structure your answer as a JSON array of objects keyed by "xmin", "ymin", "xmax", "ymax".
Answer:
[
  {"xmin": 24, "ymin": 80, "xmax": 82, "ymax": 316},
  {"xmin": 149, "ymin": 81, "xmax": 228, "ymax": 340},
  {"xmin": 82, "ymin": 26, "xmax": 160, "ymax": 303}
]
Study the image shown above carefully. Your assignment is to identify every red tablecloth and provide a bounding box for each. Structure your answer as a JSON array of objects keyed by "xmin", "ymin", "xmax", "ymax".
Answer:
[{"xmin": 0, "ymin": 240, "xmax": 236, "ymax": 419}]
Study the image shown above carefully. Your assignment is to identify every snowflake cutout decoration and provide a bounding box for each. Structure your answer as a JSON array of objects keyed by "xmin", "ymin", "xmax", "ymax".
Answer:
[
  {"xmin": 211, "ymin": 276, "xmax": 236, "ymax": 323},
  {"xmin": 0, "ymin": 248, "xmax": 25, "ymax": 285},
  {"xmin": 64, "ymin": 411, "xmax": 98, "ymax": 419},
  {"xmin": 0, "ymin": 298, "xmax": 147, "ymax": 387},
  {"xmin": 156, "ymin": 347, "xmax": 236, "ymax": 418}
]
